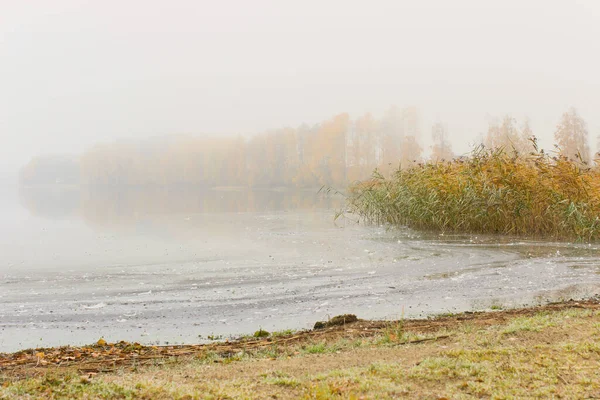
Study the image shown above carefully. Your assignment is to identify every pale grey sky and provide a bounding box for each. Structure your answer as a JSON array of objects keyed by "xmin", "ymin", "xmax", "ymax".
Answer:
[{"xmin": 1, "ymin": 0, "xmax": 599, "ymax": 175}]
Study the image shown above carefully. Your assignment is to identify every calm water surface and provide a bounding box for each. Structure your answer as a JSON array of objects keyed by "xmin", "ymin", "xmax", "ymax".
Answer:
[{"xmin": 1, "ymin": 186, "xmax": 600, "ymax": 352}]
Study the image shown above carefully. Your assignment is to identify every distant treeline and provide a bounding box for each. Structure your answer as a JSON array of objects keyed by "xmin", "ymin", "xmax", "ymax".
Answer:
[
  {"xmin": 19, "ymin": 155, "xmax": 80, "ymax": 186},
  {"xmin": 18, "ymin": 106, "xmax": 593, "ymax": 188}
]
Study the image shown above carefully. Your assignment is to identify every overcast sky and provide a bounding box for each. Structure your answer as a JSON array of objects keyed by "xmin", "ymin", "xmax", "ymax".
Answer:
[{"xmin": 1, "ymin": 0, "xmax": 599, "ymax": 176}]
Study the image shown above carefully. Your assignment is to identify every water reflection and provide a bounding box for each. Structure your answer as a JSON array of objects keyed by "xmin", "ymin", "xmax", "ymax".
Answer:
[
  {"xmin": 19, "ymin": 186, "xmax": 345, "ymax": 225},
  {"xmin": 5, "ymin": 186, "xmax": 600, "ymax": 352}
]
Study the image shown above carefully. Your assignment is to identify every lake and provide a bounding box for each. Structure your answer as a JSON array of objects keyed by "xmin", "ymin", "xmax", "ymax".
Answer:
[{"xmin": 1, "ymin": 186, "xmax": 600, "ymax": 352}]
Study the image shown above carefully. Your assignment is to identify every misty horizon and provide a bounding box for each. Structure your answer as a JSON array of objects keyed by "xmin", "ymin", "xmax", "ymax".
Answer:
[
  {"xmin": 2, "ymin": 0, "xmax": 600, "ymax": 179},
  {"xmin": 5, "ymin": 1, "xmax": 600, "ymax": 377}
]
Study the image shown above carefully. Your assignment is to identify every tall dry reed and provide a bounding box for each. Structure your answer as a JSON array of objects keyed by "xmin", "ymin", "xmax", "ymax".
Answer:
[{"xmin": 348, "ymin": 143, "xmax": 600, "ymax": 241}]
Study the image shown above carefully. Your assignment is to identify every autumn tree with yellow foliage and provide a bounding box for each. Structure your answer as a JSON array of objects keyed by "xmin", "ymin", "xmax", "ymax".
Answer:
[
  {"xmin": 484, "ymin": 116, "xmax": 533, "ymax": 154},
  {"xmin": 554, "ymin": 107, "xmax": 590, "ymax": 164},
  {"xmin": 21, "ymin": 107, "xmax": 429, "ymax": 188},
  {"xmin": 430, "ymin": 122, "xmax": 453, "ymax": 161}
]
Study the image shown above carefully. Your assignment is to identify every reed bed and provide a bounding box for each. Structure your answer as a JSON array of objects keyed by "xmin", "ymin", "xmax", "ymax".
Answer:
[{"xmin": 348, "ymin": 145, "xmax": 600, "ymax": 241}]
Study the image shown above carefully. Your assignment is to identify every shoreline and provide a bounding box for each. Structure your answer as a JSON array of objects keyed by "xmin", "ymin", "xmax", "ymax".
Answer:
[
  {"xmin": 3, "ymin": 297, "xmax": 600, "ymax": 398},
  {"xmin": 2, "ymin": 297, "xmax": 598, "ymax": 367}
]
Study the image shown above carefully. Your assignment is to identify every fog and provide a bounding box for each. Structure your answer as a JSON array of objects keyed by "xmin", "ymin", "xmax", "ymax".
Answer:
[
  {"xmin": 2, "ymin": 0, "xmax": 600, "ymax": 180},
  {"xmin": 4, "ymin": 1, "xmax": 600, "ymax": 351}
]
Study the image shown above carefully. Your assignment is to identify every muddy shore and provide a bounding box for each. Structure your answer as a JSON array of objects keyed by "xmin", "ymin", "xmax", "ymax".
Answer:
[{"xmin": 3, "ymin": 297, "xmax": 599, "ymax": 378}]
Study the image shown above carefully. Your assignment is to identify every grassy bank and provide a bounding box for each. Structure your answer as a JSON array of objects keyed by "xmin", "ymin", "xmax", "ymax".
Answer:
[
  {"xmin": 2, "ymin": 300, "xmax": 600, "ymax": 399},
  {"xmin": 347, "ymin": 146, "xmax": 600, "ymax": 240}
]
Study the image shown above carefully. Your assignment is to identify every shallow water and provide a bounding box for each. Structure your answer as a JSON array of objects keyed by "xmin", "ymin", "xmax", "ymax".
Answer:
[{"xmin": 1, "ymin": 186, "xmax": 600, "ymax": 352}]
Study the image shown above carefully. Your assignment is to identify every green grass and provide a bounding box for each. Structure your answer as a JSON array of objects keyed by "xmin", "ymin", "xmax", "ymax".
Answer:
[
  {"xmin": 348, "ymin": 144, "xmax": 600, "ymax": 240},
  {"xmin": 271, "ymin": 329, "xmax": 296, "ymax": 337},
  {"xmin": 3, "ymin": 304, "xmax": 600, "ymax": 399},
  {"xmin": 501, "ymin": 308, "xmax": 594, "ymax": 335},
  {"xmin": 501, "ymin": 313, "xmax": 557, "ymax": 335},
  {"xmin": 253, "ymin": 328, "xmax": 270, "ymax": 338},
  {"xmin": 264, "ymin": 376, "xmax": 302, "ymax": 388},
  {"xmin": 302, "ymin": 342, "xmax": 329, "ymax": 354}
]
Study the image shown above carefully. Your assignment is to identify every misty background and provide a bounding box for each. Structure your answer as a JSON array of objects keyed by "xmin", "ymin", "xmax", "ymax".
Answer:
[
  {"xmin": 2, "ymin": 0, "xmax": 600, "ymax": 184},
  {"xmin": 4, "ymin": 0, "xmax": 600, "ymax": 352}
]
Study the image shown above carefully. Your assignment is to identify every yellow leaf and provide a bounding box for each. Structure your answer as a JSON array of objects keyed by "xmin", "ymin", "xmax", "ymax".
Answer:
[{"xmin": 97, "ymin": 338, "xmax": 107, "ymax": 346}]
